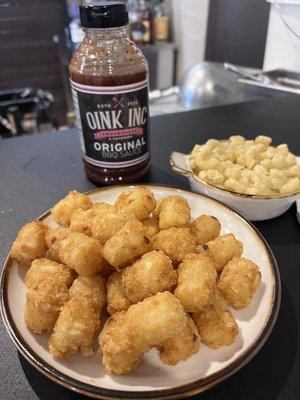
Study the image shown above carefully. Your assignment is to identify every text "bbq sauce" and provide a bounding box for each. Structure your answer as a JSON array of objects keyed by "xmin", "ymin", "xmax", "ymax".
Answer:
[{"xmin": 70, "ymin": 1, "xmax": 150, "ymax": 185}]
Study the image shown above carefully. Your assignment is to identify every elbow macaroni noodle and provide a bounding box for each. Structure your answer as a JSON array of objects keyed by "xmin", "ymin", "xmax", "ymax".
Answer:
[{"xmin": 189, "ymin": 135, "xmax": 300, "ymax": 196}]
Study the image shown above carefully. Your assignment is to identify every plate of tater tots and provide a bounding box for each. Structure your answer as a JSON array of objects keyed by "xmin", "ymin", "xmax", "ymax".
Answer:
[{"xmin": 1, "ymin": 185, "xmax": 281, "ymax": 399}]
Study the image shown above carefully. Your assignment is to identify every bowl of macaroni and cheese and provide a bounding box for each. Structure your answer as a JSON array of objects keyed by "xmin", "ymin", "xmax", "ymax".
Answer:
[{"xmin": 170, "ymin": 135, "xmax": 300, "ymax": 221}]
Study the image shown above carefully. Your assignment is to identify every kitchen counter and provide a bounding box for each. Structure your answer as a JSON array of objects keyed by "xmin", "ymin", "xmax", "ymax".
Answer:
[{"xmin": 0, "ymin": 95, "xmax": 300, "ymax": 400}]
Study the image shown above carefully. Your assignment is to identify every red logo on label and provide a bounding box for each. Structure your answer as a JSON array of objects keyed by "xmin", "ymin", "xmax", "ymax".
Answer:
[{"xmin": 112, "ymin": 97, "xmax": 125, "ymax": 109}]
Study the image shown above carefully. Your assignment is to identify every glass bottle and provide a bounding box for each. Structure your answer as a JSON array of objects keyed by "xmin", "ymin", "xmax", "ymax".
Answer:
[
  {"xmin": 69, "ymin": 2, "xmax": 150, "ymax": 185},
  {"xmin": 138, "ymin": 0, "xmax": 154, "ymax": 44},
  {"xmin": 154, "ymin": 0, "xmax": 169, "ymax": 42},
  {"xmin": 129, "ymin": 0, "xmax": 145, "ymax": 44}
]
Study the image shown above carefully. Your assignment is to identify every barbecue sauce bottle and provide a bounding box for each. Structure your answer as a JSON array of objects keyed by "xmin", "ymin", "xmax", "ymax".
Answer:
[{"xmin": 70, "ymin": 1, "xmax": 150, "ymax": 185}]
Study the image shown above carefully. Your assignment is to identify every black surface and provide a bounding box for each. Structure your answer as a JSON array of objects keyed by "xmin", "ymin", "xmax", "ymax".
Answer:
[
  {"xmin": 206, "ymin": 0, "xmax": 270, "ymax": 68},
  {"xmin": 1, "ymin": 95, "xmax": 300, "ymax": 400}
]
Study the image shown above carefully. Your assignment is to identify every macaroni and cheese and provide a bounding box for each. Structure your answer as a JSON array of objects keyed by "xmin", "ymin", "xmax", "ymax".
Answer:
[{"xmin": 189, "ymin": 135, "xmax": 300, "ymax": 196}]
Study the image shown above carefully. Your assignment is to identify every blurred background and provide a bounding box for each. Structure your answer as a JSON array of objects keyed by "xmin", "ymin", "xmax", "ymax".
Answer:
[{"xmin": 1, "ymin": 0, "xmax": 300, "ymax": 138}]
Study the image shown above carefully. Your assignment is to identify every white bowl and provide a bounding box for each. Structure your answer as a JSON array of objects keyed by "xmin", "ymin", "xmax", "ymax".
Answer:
[
  {"xmin": 1, "ymin": 185, "xmax": 280, "ymax": 399},
  {"xmin": 170, "ymin": 151, "xmax": 300, "ymax": 221}
]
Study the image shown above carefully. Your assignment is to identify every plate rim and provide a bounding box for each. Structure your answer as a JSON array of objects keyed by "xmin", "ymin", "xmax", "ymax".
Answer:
[{"xmin": 0, "ymin": 184, "xmax": 281, "ymax": 400}]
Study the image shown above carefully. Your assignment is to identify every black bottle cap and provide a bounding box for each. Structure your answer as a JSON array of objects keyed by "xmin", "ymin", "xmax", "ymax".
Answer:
[{"xmin": 80, "ymin": 1, "xmax": 128, "ymax": 29}]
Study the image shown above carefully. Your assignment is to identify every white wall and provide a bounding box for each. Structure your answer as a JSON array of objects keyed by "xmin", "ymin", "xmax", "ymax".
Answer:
[
  {"xmin": 264, "ymin": 1, "xmax": 300, "ymax": 72},
  {"xmin": 168, "ymin": 0, "xmax": 210, "ymax": 79}
]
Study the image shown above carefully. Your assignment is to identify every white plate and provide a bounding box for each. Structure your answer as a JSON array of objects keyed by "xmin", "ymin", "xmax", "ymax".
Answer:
[{"xmin": 0, "ymin": 185, "xmax": 281, "ymax": 400}]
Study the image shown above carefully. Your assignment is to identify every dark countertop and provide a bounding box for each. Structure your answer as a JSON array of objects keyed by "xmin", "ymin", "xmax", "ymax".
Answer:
[{"xmin": 1, "ymin": 96, "xmax": 300, "ymax": 400}]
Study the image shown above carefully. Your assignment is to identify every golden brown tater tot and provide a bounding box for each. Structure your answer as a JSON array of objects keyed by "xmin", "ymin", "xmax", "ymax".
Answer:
[
  {"xmin": 25, "ymin": 278, "xmax": 69, "ymax": 334},
  {"xmin": 122, "ymin": 251, "xmax": 177, "ymax": 303},
  {"xmin": 51, "ymin": 191, "xmax": 93, "ymax": 227},
  {"xmin": 11, "ymin": 221, "xmax": 48, "ymax": 268},
  {"xmin": 99, "ymin": 312, "xmax": 143, "ymax": 375},
  {"xmin": 69, "ymin": 274, "xmax": 106, "ymax": 313},
  {"xmin": 159, "ymin": 316, "xmax": 200, "ymax": 365},
  {"xmin": 158, "ymin": 195, "xmax": 190, "ymax": 230},
  {"xmin": 193, "ymin": 292, "xmax": 238, "ymax": 349},
  {"xmin": 152, "ymin": 228, "xmax": 196, "ymax": 262},
  {"xmin": 174, "ymin": 253, "xmax": 217, "ymax": 312},
  {"xmin": 25, "ymin": 258, "xmax": 74, "ymax": 289},
  {"xmin": 55, "ymin": 232, "xmax": 104, "ymax": 276},
  {"xmin": 218, "ymin": 257, "xmax": 261, "ymax": 309},
  {"xmin": 49, "ymin": 297, "xmax": 100, "ymax": 358},
  {"xmin": 114, "ymin": 187, "xmax": 156, "ymax": 221},
  {"xmin": 199, "ymin": 233, "xmax": 243, "ymax": 272},
  {"xmin": 106, "ymin": 271, "xmax": 132, "ymax": 315},
  {"xmin": 125, "ymin": 292, "xmax": 188, "ymax": 350},
  {"xmin": 102, "ymin": 220, "xmax": 151, "ymax": 269},
  {"xmin": 190, "ymin": 215, "xmax": 221, "ymax": 245}
]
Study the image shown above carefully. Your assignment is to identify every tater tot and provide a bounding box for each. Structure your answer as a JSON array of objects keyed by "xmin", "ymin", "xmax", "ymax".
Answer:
[
  {"xmin": 115, "ymin": 187, "xmax": 156, "ymax": 221},
  {"xmin": 125, "ymin": 292, "xmax": 188, "ymax": 350},
  {"xmin": 158, "ymin": 195, "xmax": 190, "ymax": 230},
  {"xmin": 52, "ymin": 232, "xmax": 104, "ymax": 276},
  {"xmin": 11, "ymin": 221, "xmax": 48, "ymax": 268},
  {"xmin": 102, "ymin": 220, "xmax": 151, "ymax": 269},
  {"xmin": 45, "ymin": 227, "xmax": 72, "ymax": 262},
  {"xmin": 106, "ymin": 271, "xmax": 132, "ymax": 315},
  {"xmin": 218, "ymin": 257, "xmax": 261, "ymax": 309},
  {"xmin": 70, "ymin": 201, "xmax": 114, "ymax": 237},
  {"xmin": 69, "ymin": 208, "xmax": 97, "ymax": 236},
  {"xmin": 122, "ymin": 251, "xmax": 177, "ymax": 303},
  {"xmin": 25, "ymin": 278, "xmax": 69, "ymax": 334},
  {"xmin": 69, "ymin": 275, "xmax": 106, "ymax": 313},
  {"xmin": 99, "ymin": 312, "xmax": 143, "ymax": 375},
  {"xmin": 143, "ymin": 216, "xmax": 159, "ymax": 238},
  {"xmin": 51, "ymin": 191, "xmax": 93, "ymax": 227},
  {"xmin": 25, "ymin": 258, "xmax": 74, "ymax": 289},
  {"xmin": 193, "ymin": 292, "xmax": 238, "ymax": 349},
  {"xmin": 159, "ymin": 316, "xmax": 200, "ymax": 365},
  {"xmin": 174, "ymin": 254, "xmax": 217, "ymax": 312},
  {"xmin": 91, "ymin": 209, "xmax": 134, "ymax": 243},
  {"xmin": 152, "ymin": 228, "xmax": 196, "ymax": 262},
  {"xmin": 190, "ymin": 215, "xmax": 221, "ymax": 245},
  {"xmin": 200, "ymin": 233, "xmax": 243, "ymax": 272},
  {"xmin": 49, "ymin": 297, "xmax": 100, "ymax": 358}
]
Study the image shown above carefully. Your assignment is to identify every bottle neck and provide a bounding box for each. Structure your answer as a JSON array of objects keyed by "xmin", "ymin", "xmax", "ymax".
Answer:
[
  {"xmin": 156, "ymin": 0, "xmax": 165, "ymax": 12},
  {"xmin": 83, "ymin": 26, "xmax": 129, "ymax": 40}
]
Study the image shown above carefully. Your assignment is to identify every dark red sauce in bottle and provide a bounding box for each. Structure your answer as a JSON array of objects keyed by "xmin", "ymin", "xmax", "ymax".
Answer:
[{"xmin": 69, "ymin": 1, "xmax": 150, "ymax": 185}]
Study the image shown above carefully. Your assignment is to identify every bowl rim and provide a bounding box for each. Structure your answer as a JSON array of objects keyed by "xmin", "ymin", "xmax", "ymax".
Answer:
[
  {"xmin": 0, "ymin": 184, "xmax": 281, "ymax": 400},
  {"xmin": 170, "ymin": 151, "xmax": 300, "ymax": 200}
]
